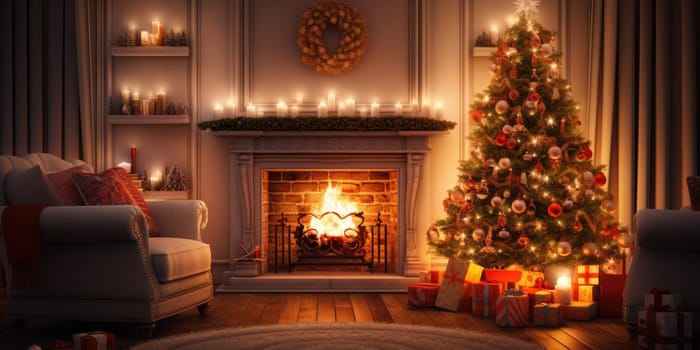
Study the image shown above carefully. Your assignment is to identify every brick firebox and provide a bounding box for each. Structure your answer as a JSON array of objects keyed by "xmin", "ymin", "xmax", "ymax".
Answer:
[{"xmin": 263, "ymin": 170, "xmax": 399, "ymax": 273}]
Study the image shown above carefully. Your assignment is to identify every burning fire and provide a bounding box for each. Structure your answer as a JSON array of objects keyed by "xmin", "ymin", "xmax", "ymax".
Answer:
[{"xmin": 308, "ymin": 181, "xmax": 359, "ymax": 237}]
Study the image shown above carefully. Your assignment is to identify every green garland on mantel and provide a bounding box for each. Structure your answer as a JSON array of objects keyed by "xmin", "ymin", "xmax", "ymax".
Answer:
[{"xmin": 197, "ymin": 116, "xmax": 456, "ymax": 132}]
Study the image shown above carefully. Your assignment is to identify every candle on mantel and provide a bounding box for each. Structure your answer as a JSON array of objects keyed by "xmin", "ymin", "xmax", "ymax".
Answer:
[
  {"xmin": 554, "ymin": 274, "xmax": 572, "ymax": 305},
  {"xmin": 290, "ymin": 105, "xmax": 300, "ymax": 118},
  {"xmin": 318, "ymin": 101, "xmax": 328, "ymax": 118},
  {"xmin": 130, "ymin": 146, "xmax": 137, "ymax": 174},
  {"xmin": 358, "ymin": 106, "xmax": 368, "ymax": 118},
  {"xmin": 410, "ymin": 100, "xmax": 419, "ymax": 117},
  {"xmin": 394, "ymin": 102, "xmax": 403, "ymax": 116},
  {"xmin": 246, "ymin": 103, "xmax": 256, "ymax": 118},
  {"xmin": 276, "ymin": 101, "xmax": 288, "ymax": 117},
  {"xmin": 432, "ymin": 102, "xmax": 444, "ymax": 119},
  {"xmin": 345, "ymin": 98, "xmax": 355, "ymax": 116},
  {"xmin": 337, "ymin": 101, "xmax": 346, "ymax": 116},
  {"xmin": 327, "ymin": 91, "xmax": 336, "ymax": 112},
  {"xmin": 370, "ymin": 102, "xmax": 380, "ymax": 118},
  {"xmin": 117, "ymin": 161, "xmax": 131, "ymax": 173},
  {"xmin": 150, "ymin": 170, "xmax": 162, "ymax": 191},
  {"xmin": 421, "ymin": 100, "xmax": 432, "ymax": 118},
  {"xmin": 256, "ymin": 108, "xmax": 264, "ymax": 118},
  {"xmin": 213, "ymin": 103, "xmax": 224, "ymax": 118},
  {"xmin": 226, "ymin": 100, "xmax": 236, "ymax": 117},
  {"xmin": 490, "ymin": 24, "xmax": 500, "ymax": 44}
]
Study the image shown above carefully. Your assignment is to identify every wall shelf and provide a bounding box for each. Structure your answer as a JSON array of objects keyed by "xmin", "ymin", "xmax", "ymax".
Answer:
[
  {"xmin": 111, "ymin": 46, "xmax": 190, "ymax": 57},
  {"xmin": 473, "ymin": 47, "xmax": 496, "ymax": 57},
  {"xmin": 143, "ymin": 191, "xmax": 189, "ymax": 201},
  {"xmin": 107, "ymin": 114, "xmax": 190, "ymax": 125}
]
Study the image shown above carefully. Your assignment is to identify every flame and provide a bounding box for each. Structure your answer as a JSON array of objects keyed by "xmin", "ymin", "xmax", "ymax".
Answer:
[{"xmin": 309, "ymin": 181, "xmax": 359, "ymax": 237}]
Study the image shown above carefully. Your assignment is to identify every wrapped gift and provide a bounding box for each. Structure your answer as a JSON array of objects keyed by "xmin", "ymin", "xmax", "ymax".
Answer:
[
  {"xmin": 46, "ymin": 340, "xmax": 74, "ymax": 350},
  {"xmin": 655, "ymin": 311, "xmax": 693, "ymax": 339},
  {"xmin": 572, "ymin": 284, "xmax": 599, "ymax": 302},
  {"xmin": 73, "ymin": 331, "xmax": 116, "ymax": 350},
  {"xmin": 638, "ymin": 308, "xmax": 656, "ymax": 348},
  {"xmin": 418, "ymin": 270, "xmax": 443, "ymax": 284},
  {"xmin": 533, "ymin": 303, "xmax": 563, "ymax": 326},
  {"xmin": 573, "ymin": 265, "xmax": 600, "ymax": 285},
  {"xmin": 435, "ymin": 259, "xmax": 484, "ymax": 312},
  {"xmin": 495, "ymin": 290, "xmax": 529, "ymax": 327},
  {"xmin": 472, "ymin": 281, "xmax": 502, "ymax": 317},
  {"xmin": 408, "ymin": 283, "xmax": 440, "ymax": 307},
  {"xmin": 517, "ymin": 270, "xmax": 545, "ymax": 289},
  {"xmin": 522, "ymin": 288, "xmax": 554, "ymax": 321},
  {"xmin": 484, "ymin": 269, "xmax": 522, "ymax": 290},
  {"xmin": 562, "ymin": 301, "xmax": 597, "ymax": 320},
  {"xmin": 645, "ymin": 289, "xmax": 683, "ymax": 311},
  {"xmin": 598, "ymin": 273, "xmax": 625, "ymax": 318}
]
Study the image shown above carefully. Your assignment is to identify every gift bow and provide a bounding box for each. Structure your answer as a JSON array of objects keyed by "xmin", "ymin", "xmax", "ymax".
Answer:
[{"xmin": 504, "ymin": 289, "xmax": 524, "ymax": 296}]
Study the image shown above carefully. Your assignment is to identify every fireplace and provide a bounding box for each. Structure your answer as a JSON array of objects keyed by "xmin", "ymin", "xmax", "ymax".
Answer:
[{"xmin": 215, "ymin": 130, "xmax": 443, "ymax": 290}]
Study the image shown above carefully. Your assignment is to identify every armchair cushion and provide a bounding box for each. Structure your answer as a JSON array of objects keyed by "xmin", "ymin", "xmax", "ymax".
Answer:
[
  {"xmin": 4, "ymin": 166, "xmax": 62, "ymax": 205},
  {"xmin": 47, "ymin": 166, "xmax": 88, "ymax": 205},
  {"xmin": 149, "ymin": 237, "xmax": 211, "ymax": 282}
]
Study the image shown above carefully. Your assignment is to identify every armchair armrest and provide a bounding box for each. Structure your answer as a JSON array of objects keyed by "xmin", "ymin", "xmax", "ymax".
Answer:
[
  {"xmin": 40, "ymin": 205, "xmax": 148, "ymax": 243},
  {"xmin": 147, "ymin": 200, "xmax": 208, "ymax": 241}
]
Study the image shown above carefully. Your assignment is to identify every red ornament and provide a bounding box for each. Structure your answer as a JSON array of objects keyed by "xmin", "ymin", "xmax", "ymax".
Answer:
[
  {"xmin": 506, "ymin": 137, "xmax": 518, "ymax": 149},
  {"xmin": 594, "ymin": 172, "xmax": 607, "ymax": 187},
  {"xmin": 471, "ymin": 109, "xmax": 484, "ymax": 122},
  {"xmin": 530, "ymin": 35, "xmax": 541, "ymax": 48},
  {"xmin": 465, "ymin": 178, "xmax": 476, "ymax": 190},
  {"xmin": 534, "ymin": 277, "xmax": 544, "ymax": 288},
  {"xmin": 495, "ymin": 133, "xmax": 508, "ymax": 147},
  {"xmin": 573, "ymin": 220, "xmax": 583, "ymax": 232},
  {"xmin": 517, "ymin": 234, "xmax": 529, "ymax": 247},
  {"xmin": 576, "ymin": 147, "xmax": 593, "ymax": 161},
  {"xmin": 528, "ymin": 92, "xmax": 541, "ymax": 102},
  {"xmin": 510, "ymin": 66, "xmax": 519, "ymax": 79},
  {"xmin": 508, "ymin": 89, "xmax": 520, "ymax": 101},
  {"xmin": 547, "ymin": 202, "xmax": 562, "ymax": 217}
]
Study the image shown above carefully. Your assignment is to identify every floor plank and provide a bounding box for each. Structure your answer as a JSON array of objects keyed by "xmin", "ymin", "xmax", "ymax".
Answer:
[
  {"xmin": 334, "ymin": 294, "xmax": 355, "ymax": 322},
  {"xmin": 365, "ymin": 294, "xmax": 393, "ymax": 323},
  {"xmin": 277, "ymin": 294, "xmax": 303, "ymax": 324},
  {"xmin": 298, "ymin": 294, "xmax": 319, "ymax": 322},
  {"xmin": 317, "ymin": 294, "xmax": 336, "ymax": 322},
  {"xmin": 350, "ymin": 294, "xmax": 374, "ymax": 322}
]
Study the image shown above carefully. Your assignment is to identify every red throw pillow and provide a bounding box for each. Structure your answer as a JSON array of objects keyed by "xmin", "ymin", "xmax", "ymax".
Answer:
[
  {"xmin": 103, "ymin": 167, "xmax": 159, "ymax": 236},
  {"xmin": 47, "ymin": 166, "xmax": 87, "ymax": 205},
  {"xmin": 688, "ymin": 176, "xmax": 700, "ymax": 211}
]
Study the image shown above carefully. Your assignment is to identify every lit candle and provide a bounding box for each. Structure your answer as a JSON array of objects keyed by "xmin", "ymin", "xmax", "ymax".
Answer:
[
  {"xmin": 276, "ymin": 100, "xmax": 288, "ymax": 117},
  {"xmin": 213, "ymin": 103, "xmax": 224, "ymax": 118},
  {"xmin": 150, "ymin": 170, "xmax": 162, "ymax": 191},
  {"xmin": 421, "ymin": 100, "xmax": 432, "ymax": 117},
  {"xmin": 155, "ymin": 88, "xmax": 166, "ymax": 115},
  {"xmin": 327, "ymin": 91, "xmax": 336, "ymax": 112},
  {"xmin": 117, "ymin": 161, "xmax": 131, "ymax": 173},
  {"xmin": 132, "ymin": 90, "xmax": 140, "ymax": 101},
  {"xmin": 318, "ymin": 101, "xmax": 328, "ymax": 117},
  {"xmin": 432, "ymin": 101, "xmax": 444, "ymax": 119},
  {"xmin": 140, "ymin": 31, "xmax": 150, "ymax": 45},
  {"xmin": 121, "ymin": 88, "xmax": 130, "ymax": 104},
  {"xmin": 128, "ymin": 23, "xmax": 136, "ymax": 46},
  {"xmin": 345, "ymin": 98, "xmax": 355, "ymax": 116},
  {"xmin": 151, "ymin": 18, "xmax": 160, "ymax": 35},
  {"xmin": 490, "ymin": 24, "xmax": 500, "ymax": 44},
  {"xmin": 256, "ymin": 108, "xmax": 264, "ymax": 117},
  {"xmin": 410, "ymin": 100, "xmax": 419, "ymax": 117},
  {"xmin": 337, "ymin": 101, "xmax": 346, "ymax": 116},
  {"xmin": 394, "ymin": 102, "xmax": 403, "ymax": 116},
  {"xmin": 554, "ymin": 274, "xmax": 572, "ymax": 305},
  {"xmin": 358, "ymin": 106, "xmax": 368, "ymax": 118},
  {"xmin": 246, "ymin": 103, "xmax": 256, "ymax": 118},
  {"xmin": 370, "ymin": 102, "xmax": 380, "ymax": 118},
  {"xmin": 290, "ymin": 105, "xmax": 300, "ymax": 118},
  {"xmin": 226, "ymin": 100, "xmax": 236, "ymax": 116}
]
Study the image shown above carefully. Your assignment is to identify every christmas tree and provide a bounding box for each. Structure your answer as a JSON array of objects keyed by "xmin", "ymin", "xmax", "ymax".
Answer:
[{"xmin": 428, "ymin": 2, "xmax": 630, "ymax": 269}]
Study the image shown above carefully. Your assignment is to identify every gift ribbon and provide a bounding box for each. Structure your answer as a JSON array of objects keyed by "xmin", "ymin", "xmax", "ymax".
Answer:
[
  {"xmin": 504, "ymin": 289, "xmax": 524, "ymax": 296},
  {"xmin": 647, "ymin": 288, "xmax": 670, "ymax": 311},
  {"xmin": 443, "ymin": 264, "xmax": 466, "ymax": 288}
]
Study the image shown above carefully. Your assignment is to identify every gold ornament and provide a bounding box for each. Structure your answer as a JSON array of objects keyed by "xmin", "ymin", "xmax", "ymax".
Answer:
[{"xmin": 296, "ymin": 0, "xmax": 368, "ymax": 75}]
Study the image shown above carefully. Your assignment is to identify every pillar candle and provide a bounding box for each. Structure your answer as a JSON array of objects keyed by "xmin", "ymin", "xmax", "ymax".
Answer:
[
  {"xmin": 290, "ymin": 105, "xmax": 300, "ymax": 118},
  {"xmin": 554, "ymin": 274, "xmax": 572, "ymax": 305},
  {"xmin": 155, "ymin": 89, "xmax": 166, "ymax": 115},
  {"xmin": 410, "ymin": 100, "xmax": 419, "ymax": 117},
  {"xmin": 130, "ymin": 146, "xmax": 137, "ymax": 174},
  {"xmin": 327, "ymin": 92, "xmax": 336, "ymax": 112},
  {"xmin": 421, "ymin": 100, "xmax": 432, "ymax": 117},
  {"xmin": 318, "ymin": 101, "xmax": 328, "ymax": 117},
  {"xmin": 132, "ymin": 90, "xmax": 140, "ymax": 101},
  {"xmin": 490, "ymin": 24, "xmax": 500, "ymax": 44},
  {"xmin": 226, "ymin": 100, "xmax": 236, "ymax": 117},
  {"xmin": 151, "ymin": 18, "xmax": 160, "ymax": 35},
  {"xmin": 150, "ymin": 170, "xmax": 162, "ymax": 191},
  {"xmin": 337, "ymin": 101, "xmax": 346, "ymax": 116},
  {"xmin": 432, "ymin": 102, "xmax": 444, "ymax": 119},
  {"xmin": 276, "ymin": 101, "xmax": 288, "ymax": 117},
  {"xmin": 370, "ymin": 102, "xmax": 380, "ymax": 118},
  {"xmin": 394, "ymin": 102, "xmax": 403, "ymax": 116},
  {"xmin": 121, "ymin": 88, "xmax": 130, "ymax": 104},
  {"xmin": 213, "ymin": 103, "xmax": 224, "ymax": 118},
  {"xmin": 128, "ymin": 23, "xmax": 136, "ymax": 46},
  {"xmin": 140, "ymin": 31, "xmax": 150, "ymax": 46},
  {"xmin": 246, "ymin": 103, "xmax": 256, "ymax": 118},
  {"xmin": 345, "ymin": 98, "xmax": 355, "ymax": 117},
  {"xmin": 358, "ymin": 106, "xmax": 367, "ymax": 118}
]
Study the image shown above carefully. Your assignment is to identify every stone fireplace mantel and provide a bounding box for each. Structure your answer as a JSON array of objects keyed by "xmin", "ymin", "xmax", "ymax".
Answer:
[{"xmin": 212, "ymin": 130, "xmax": 445, "ymax": 290}]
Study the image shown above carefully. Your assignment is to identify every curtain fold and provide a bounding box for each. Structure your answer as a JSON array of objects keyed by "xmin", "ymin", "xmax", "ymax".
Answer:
[
  {"xmin": 592, "ymin": 0, "xmax": 699, "ymax": 228},
  {"xmin": 0, "ymin": 0, "xmax": 91, "ymax": 162}
]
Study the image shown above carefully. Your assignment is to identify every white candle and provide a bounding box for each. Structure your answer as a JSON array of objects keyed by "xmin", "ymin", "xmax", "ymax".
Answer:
[
  {"xmin": 327, "ymin": 91, "xmax": 336, "ymax": 112},
  {"xmin": 128, "ymin": 23, "xmax": 136, "ymax": 46},
  {"xmin": 121, "ymin": 88, "xmax": 130, "ymax": 104},
  {"xmin": 554, "ymin": 274, "xmax": 572, "ymax": 305},
  {"xmin": 117, "ymin": 161, "xmax": 131, "ymax": 173},
  {"xmin": 226, "ymin": 100, "xmax": 236, "ymax": 117},
  {"xmin": 150, "ymin": 170, "xmax": 162, "ymax": 191},
  {"xmin": 432, "ymin": 101, "xmax": 444, "ymax": 119},
  {"xmin": 359, "ymin": 106, "xmax": 368, "ymax": 118},
  {"xmin": 370, "ymin": 102, "xmax": 380, "ymax": 118},
  {"xmin": 337, "ymin": 101, "xmax": 346, "ymax": 116},
  {"xmin": 140, "ymin": 31, "xmax": 150, "ymax": 45},
  {"xmin": 394, "ymin": 102, "xmax": 403, "ymax": 116},
  {"xmin": 246, "ymin": 103, "xmax": 256, "ymax": 118},
  {"xmin": 256, "ymin": 108, "xmax": 264, "ymax": 117},
  {"xmin": 290, "ymin": 105, "xmax": 300, "ymax": 118},
  {"xmin": 345, "ymin": 98, "xmax": 355, "ymax": 116},
  {"xmin": 490, "ymin": 24, "xmax": 500, "ymax": 44},
  {"xmin": 213, "ymin": 103, "xmax": 224, "ymax": 118},
  {"xmin": 410, "ymin": 100, "xmax": 419, "ymax": 117},
  {"xmin": 421, "ymin": 100, "xmax": 432, "ymax": 117},
  {"xmin": 155, "ymin": 88, "xmax": 166, "ymax": 115},
  {"xmin": 276, "ymin": 101, "xmax": 288, "ymax": 117},
  {"xmin": 151, "ymin": 18, "xmax": 160, "ymax": 35},
  {"xmin": 318, "ymin": 101, "xmax": 328, "ymax": 117},
  {"xmin": 132, "ymin": 90, "xmax": 140, "ymax": 101}
]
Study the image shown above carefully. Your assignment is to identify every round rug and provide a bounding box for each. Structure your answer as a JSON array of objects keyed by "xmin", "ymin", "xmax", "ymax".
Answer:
[{"xmin": 131, "ymin": 322, "xmax": 543, "ymax": 350}]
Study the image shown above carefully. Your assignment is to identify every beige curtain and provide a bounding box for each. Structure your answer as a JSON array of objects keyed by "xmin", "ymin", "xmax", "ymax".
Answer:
[
  {"xmin": 0, "ymin": 0, "xmax": 91, "ymax": 161},
  {"xmin": 590, "ymin": 0, "xmax": 699, "ymax": 228}
]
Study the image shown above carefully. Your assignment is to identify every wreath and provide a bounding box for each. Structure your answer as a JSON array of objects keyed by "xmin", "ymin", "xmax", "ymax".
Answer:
[{"xmin": 296, "ymin": 0, "xmax": 368, "ymax": 75}]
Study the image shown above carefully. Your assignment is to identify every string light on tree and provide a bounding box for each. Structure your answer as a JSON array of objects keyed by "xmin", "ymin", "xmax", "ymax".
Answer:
[{"xmin": 426, "ymin": 1, "xmax": 627, "ymax": 269}]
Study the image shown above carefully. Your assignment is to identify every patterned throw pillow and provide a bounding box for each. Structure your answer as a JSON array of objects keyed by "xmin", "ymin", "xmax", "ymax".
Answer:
[
  {"xmin": 688, "ymin": 176, "xmax": 700, "ymax": 211},
  {"xmin": 102, "ymin": 167, "xmax": 159, "ymax": 236},
  {"xmin": 47, "ymin": 166, "xmax": 87, "ymax": 205},
  {"xmin": 72, "ymin": 172, "xmax": 136, "ymax": 206}
]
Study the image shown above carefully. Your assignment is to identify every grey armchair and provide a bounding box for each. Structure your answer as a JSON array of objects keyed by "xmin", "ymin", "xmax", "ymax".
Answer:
[{"xmin": 0, "ymin": 153, "xmax": 213, "ymax": 336}]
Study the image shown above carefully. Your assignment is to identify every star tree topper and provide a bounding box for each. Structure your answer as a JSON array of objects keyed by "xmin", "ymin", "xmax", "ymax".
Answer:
[{"xmin": 513, "ymin": 0, "xmax": 541, "ymax": 19}]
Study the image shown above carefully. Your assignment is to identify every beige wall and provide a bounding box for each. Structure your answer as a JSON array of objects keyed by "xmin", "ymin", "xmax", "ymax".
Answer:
[{"xmin": 195, "ymin": 0, "xmax": 592, "ymax": 282}]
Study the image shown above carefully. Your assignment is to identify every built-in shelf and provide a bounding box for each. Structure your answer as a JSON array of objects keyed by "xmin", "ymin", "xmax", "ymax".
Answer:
[
  {"xmin": 111, "ymin": 46, "xmax": 190, "ymax": 57},
  {"xmin": 143, "ymin": 191, "xmax": 189, "ymax": 201},
  {"xmin": 107, "ymin": 114, "xmax": 190, "ymax": 125},
  {"xmin": 473, "ymin": 46, "xmax": 496, "ymax": 57}
]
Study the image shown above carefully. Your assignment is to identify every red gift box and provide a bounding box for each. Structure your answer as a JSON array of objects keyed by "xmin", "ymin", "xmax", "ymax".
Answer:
[
  {"xmin": 563, "ymin": 301, "xmax": 597, "ymax": 320},
  {"xmin": 435, "ymin": 259, "xmax": 484, "ymax": 312},
  {"xmin": 533, "ymin": 303, "xmax": 563, "ymax": 326},
  {"xmin": 472, "ymin": 281, "xmax": 501, "ymax": 317},
  {"xmin": 598, "ymin": 273, "xmax": 626, "ymax": 318},
  {"xmin": 73, "ymin": 331, "xmax": 115, "ymax": 350},
  {"xmin": 521, "ymin": 288, "xmax": 554, "ymax": 321},
  {"xmin": 496, "ymin": 291, "xmax": 529, "ymax": 327},
  {"xmin": 572, "ymin": 284, "xmax": 599, "ymax": 302},
  {"xmin": 638, "ymin": 308, "xmax": 656, "ymax": 348},
  {"xmin": 408, "ymin": 284, "xmax": 440, "ymax": 307},
  {"xmin": 573, "ymin": 265, "xmax": 600, "ymax": 285},
  {"xmin": 419, "ymin": 270, "xmax": 443, "ymax": 284}
]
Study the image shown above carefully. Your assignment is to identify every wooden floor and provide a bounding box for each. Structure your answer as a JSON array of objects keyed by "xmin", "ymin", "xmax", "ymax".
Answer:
[{"xmin": 0, "ymin": 292, "xmax": 643, "ymax": 349}]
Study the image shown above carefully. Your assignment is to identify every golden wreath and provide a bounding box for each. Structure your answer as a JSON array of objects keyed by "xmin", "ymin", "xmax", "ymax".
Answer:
[{"xmin": 296, "ymin": 0, "xmax": 368, "ymax": 75}]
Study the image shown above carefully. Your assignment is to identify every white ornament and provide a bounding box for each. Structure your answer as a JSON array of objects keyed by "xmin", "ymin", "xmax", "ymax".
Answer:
[
  {"xmin": 582, "ymin": 171, "xmax": 594, "ymax": 184},
  {"xmin": 498, "ymin": 157, "xmax": 511, "ymax": 169},
  {"xmin": 491, "ymin": 196, "xmax": 503, "ymax": 207},
  {"xmin": 563, "ymin": 199, "xmax": 574, "ymax": 209},
  {"xmin": 512, "ymin": 198, "xmax": 527, "ymax": 214},
  {"xmin": 548, "ymin": 146, "xmax": 562, "ymax": 160},
  {"xmin": 557, "ymin": 241, "xmax": 572, "ymax": 256},
  {"xmin": 498, "ymin": 229, "xmax": 511, "ymax": 239},
  {"xmin": 472, "ymin": 228, "xmax": 485, "ymax": 241},
  {"xmin": 502, "ymin": 124, "xmax": 514, "ymax": 135},
  {"xmin": 617, "ymin": 233, "xmax": 634, "ymax": 248},
  {"xmin": 540, "ymin": 43, "xmax": 553, "ymax": 57},
  {"xmin": 582, "ymin": 242, "xmax": 598, "ymax": 256},
  {"xmin": 495, "ymin": 100, "xmax": 510, "ymax": 115}
]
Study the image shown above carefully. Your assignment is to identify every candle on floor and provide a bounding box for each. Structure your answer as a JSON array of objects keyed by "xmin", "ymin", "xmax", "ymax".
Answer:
[{"xmin": 554, "ymin": 274, "xmax": 572, "ymax": 305}]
